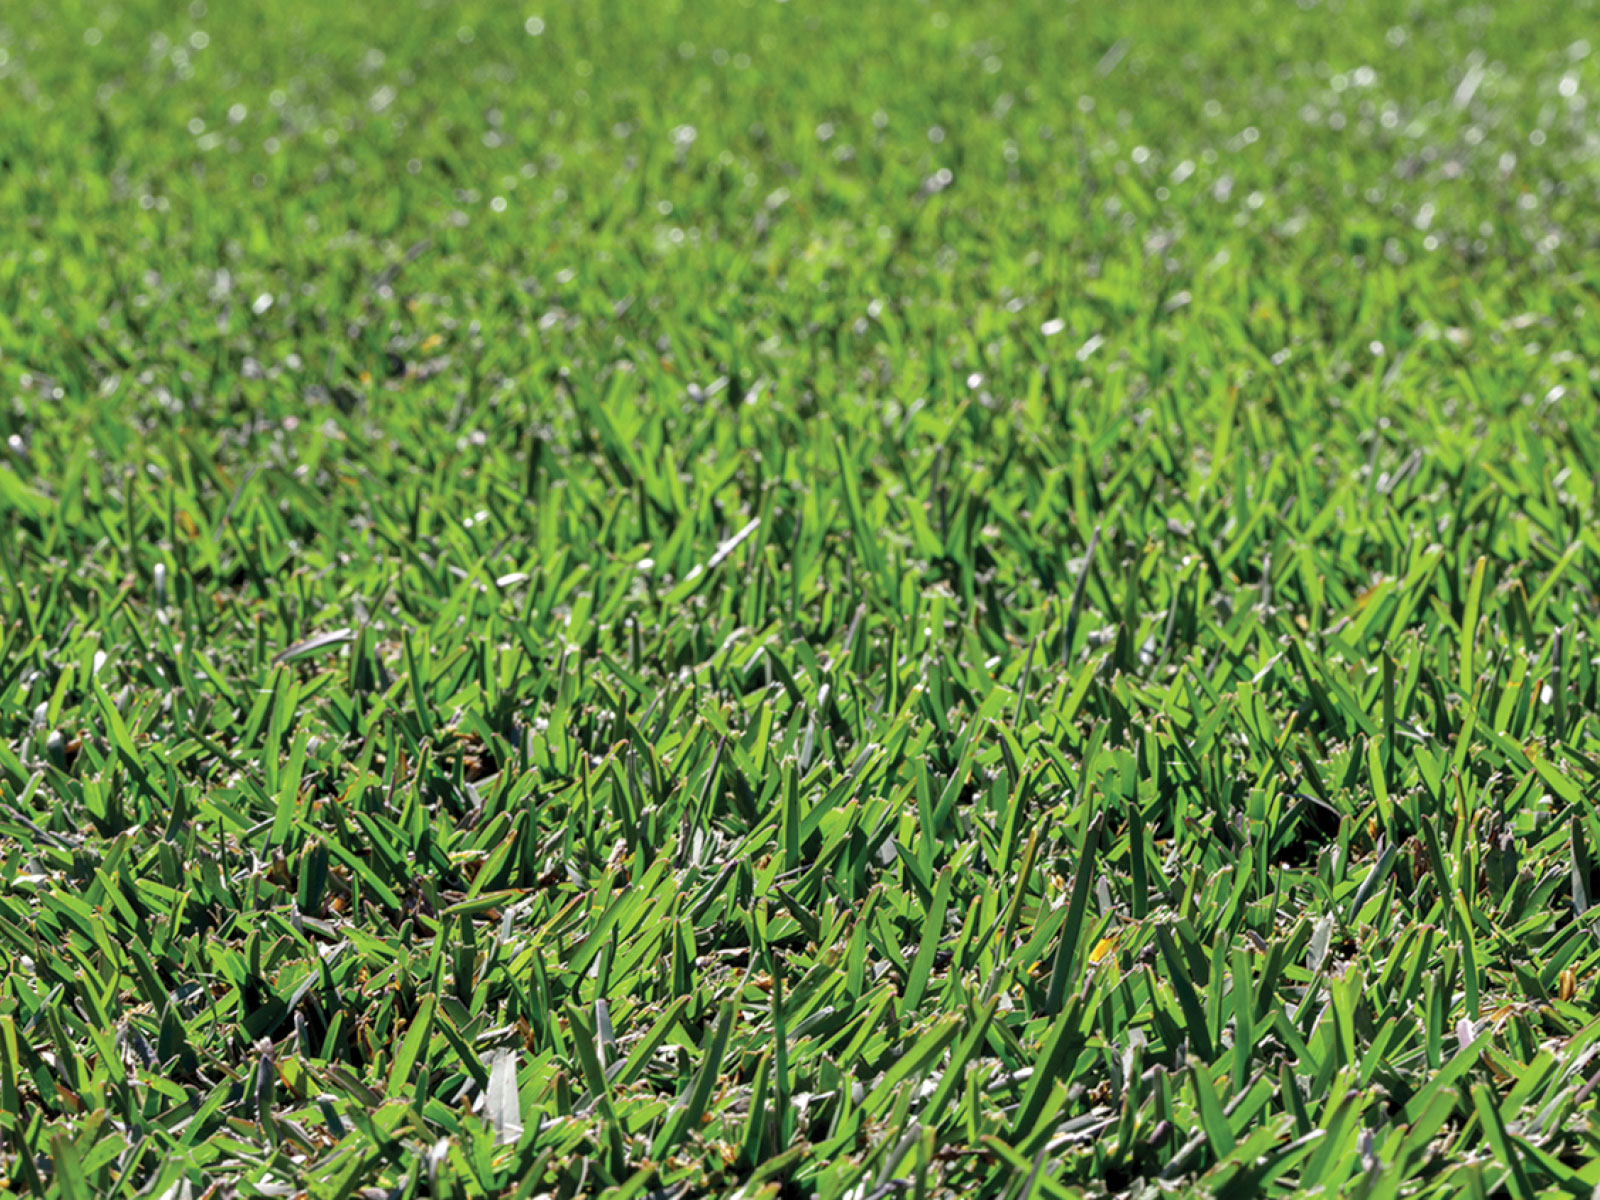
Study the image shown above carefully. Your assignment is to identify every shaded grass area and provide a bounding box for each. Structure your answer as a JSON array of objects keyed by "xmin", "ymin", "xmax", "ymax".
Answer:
[{"xmin": 5, "ymin": 0, "xmax": 1600, "ymax": 1195}]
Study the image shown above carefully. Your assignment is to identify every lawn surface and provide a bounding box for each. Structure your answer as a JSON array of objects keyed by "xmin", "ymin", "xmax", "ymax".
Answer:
[{"xmin": 5, "ymin": 0, "xmax": 1600, "ymax": 1195}]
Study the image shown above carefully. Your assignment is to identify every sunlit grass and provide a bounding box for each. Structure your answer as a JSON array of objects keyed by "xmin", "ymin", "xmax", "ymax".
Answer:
[{"xmin": 4, "ymin": 0, "xmax": 1600, "ymax": 1196}]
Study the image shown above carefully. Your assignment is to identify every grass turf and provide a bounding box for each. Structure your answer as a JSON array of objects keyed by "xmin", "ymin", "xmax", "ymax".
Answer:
[{"xmin": 4, "ymin": 0, "xmax": 1600, "ymax": 1195}]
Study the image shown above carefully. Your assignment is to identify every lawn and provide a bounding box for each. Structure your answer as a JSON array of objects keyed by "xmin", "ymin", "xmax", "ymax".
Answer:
[{"xmin": 4, "ymin": 0, "xmax": 1600, "ymax": 1195}]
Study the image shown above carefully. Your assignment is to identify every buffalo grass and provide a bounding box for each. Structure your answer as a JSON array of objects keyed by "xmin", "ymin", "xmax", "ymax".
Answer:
[{"xmin": 4, "ymin": 0, "xmax": 1600, "ymax": 1195}]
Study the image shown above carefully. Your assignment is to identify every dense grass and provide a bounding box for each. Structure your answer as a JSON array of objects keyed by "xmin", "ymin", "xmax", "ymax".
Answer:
[{"xmin": 5, "ymin": 0, "xmax": 1600, "ymax": 1194}]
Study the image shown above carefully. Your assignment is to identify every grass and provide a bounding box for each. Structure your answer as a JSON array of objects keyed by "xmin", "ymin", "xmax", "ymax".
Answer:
[{"xmin": 4, "ymin": 0, "xmax": 1600, "ymax": 1194}]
